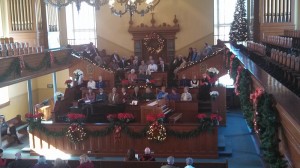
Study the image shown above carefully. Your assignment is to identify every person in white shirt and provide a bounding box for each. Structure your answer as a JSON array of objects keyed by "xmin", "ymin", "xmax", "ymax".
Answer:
[
  {"xmin": 147, "ymin": 60, "xmax": 158, "ymax": 75},
  {"xmin": 190, "ymin": 75, "xmax": 199, "ymax": 88},
  {"xmin": 184, "ymin": 157, "xmax": 195, "ymax": 168},
  {"xmin": 87, "ymin": 77, "xmax": 96, "ymax": 89},
  {"xmin": 181, "ymin": 87, "xmax": 192, "ymax": 101}
]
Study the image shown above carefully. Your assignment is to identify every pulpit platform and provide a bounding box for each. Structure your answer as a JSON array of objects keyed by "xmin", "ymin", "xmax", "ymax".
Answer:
[{"xmin": 29, "ymin": 123, "xmax": 218, "ymax": 158}]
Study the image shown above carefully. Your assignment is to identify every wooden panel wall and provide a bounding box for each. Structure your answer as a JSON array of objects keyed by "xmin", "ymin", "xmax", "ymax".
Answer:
[
  {"xmin": 29, "ymin": 123, "xmax": 218, "ymax": 158},
  {"xmin": 68, "ymin": 59, "xmax": 115, "ymax": 88}
]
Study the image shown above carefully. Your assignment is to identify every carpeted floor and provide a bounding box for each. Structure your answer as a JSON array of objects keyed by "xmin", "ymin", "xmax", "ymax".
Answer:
[{"xmin": 2, "ymin": 109, "xmax": 265, "ymax": 168}]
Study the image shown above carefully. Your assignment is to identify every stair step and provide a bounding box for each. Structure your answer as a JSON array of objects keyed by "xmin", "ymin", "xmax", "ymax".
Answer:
[
  {"xmin": 218, "ymin": 135, "xmax": 225, "ymax": 151},
  {"xmin": 218, "ymin": 146, "xmax": 233, "ymax": 157}
]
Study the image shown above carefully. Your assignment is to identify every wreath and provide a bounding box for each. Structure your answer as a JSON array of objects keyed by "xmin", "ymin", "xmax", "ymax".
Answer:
[
  {"xmin": 143, "ymin": 32, "xmax": 165, "ymax": 54},
  {"xmin": 66, "ymin": 123, "xmax": 87, "ymax": 144},
  {"xmin": 146, "ymin": 121, "xmax": 167, "ymax": 142}
]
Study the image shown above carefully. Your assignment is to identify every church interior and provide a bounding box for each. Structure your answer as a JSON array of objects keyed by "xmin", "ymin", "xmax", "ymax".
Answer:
[{"xmin": 0, "ymin": 0, "xmax": 299, "ymax": 167}]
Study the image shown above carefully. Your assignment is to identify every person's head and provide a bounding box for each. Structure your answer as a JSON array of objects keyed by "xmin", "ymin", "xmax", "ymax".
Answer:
[
  {"xmin": 99, "ymin": 88, "xmax": 104, "ymax": 94},
  {"xmin": 161, "ymin": 86, "xmax": 166, "ymax": 92},
  {"xmin": 112, "ymin": 87, "xmax": 117, "ymax": 94},
  {"xmin": 130, "ymin": 69, "xmax": 135, "ymax": 74},
  {"xmin": 158, "ymin": 57, "xmax": 163, "ymax": 61},
  {"xmin": 189, "ymin": 47, "xmax": 193, "ymax": 52},
  {"xmin": 149, "ymin": 56, "xmax": 153, "ymax": 60},
  {"xmin": 167, "ymin": 156, "xmax": 175, "ymax": 165},
  {"xmin": 121, "ymin": 87, "xmax": 126, "ymax": 94},
  {"xmin": 171, "ymin": 87, "xmax": 177, "ymax": 94},
  {"xmin": 145, "ymin": 87, "xmax": 151, "ymax": 94},
  {"xmin": 202, "ymin": 73, "xmax": 207, "ymax": 78},
  {"xmin": 205, "ymin": 42, "xmax": 208, "ymax": 47},
  {"xmin": 186, "ymin": 157, "xmax": 193, "ymax": 166},
  {"xmin": 127, "ymin": 148, "xmax": 136, "ymax": 160},
  {"xmin": 37, "ymin": 155, "xmax": 47, "ymax": 164},
  {"xmin": 0, "ymin": 115, "xmax": 5, "ymax": 123},
  {"xmin": 184, "ymin": 87, "xmax": 189, "ymax": 93},
  {"xmin": 98, "ymin": 75, "xmax": 103, "ymax": 81},
  {"xmin": 53, "ymin": 158, "xmax": 66, "ymax": 167},
  {"xmin": 182, "ymin": 74, "xmax": 186, "ymax": 79},
  {"xmin": 114, "ymin": 51, "xmax": 118, "ymax": 55},
  {"xmin": 79, "ymin": 154, "xmax": 91, "ymax": 164},
  {"xmin": 193, "ymin": 75, "xmax": 197, "ymax": 80},
  {"xmin": 134, "ymin": 56, "xmax": 138, "ymax": 60},
  {"xmin": 15, "ymin": 152, "xmax": 21, "ymax": 160},
  {"xmin": 150, "ymin": 60, "xmax": 154, "ymax": 65},
  {"xmin": 89, "ymin": 77, "xmax": 93, "ymax": 82},
  {"xmin": 134, "ymin": 86, "xmax": 139, "ymax": 93},
  {"xmin": 144, "ymin": 147, "xmax": 151, "ymax": 154}
]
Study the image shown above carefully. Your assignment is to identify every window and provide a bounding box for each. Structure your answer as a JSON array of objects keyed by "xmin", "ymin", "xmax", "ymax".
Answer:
[
  {"xmin": 214, "ymin": 0, "xmax": 238, "ymax": 43},
  {"xmin": 66, "ymin": 3, "xmax": 96, "ymax": 45},
  {"xmin": 0, "ymin": 87, "xmax": 9, "ymax": 107}
]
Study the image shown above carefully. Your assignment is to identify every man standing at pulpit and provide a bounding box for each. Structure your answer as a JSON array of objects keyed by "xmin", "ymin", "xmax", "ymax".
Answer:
[{"xmin": 108, "ymin": 87, "xmax": 120, "ymax": 104}]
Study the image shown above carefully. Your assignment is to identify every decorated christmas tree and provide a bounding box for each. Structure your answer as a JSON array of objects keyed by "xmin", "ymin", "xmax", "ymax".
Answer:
[{"xmin": 229, "ymin": 0, "xmax": 248, "ymax": 42}]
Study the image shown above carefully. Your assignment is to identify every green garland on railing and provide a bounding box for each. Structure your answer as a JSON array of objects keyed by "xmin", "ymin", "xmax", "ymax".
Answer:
[
  {"xmin": 24, "ymin": 52, "xmax": 51, "ymax": 71},
  {"xmin": 0, "ymin": 58, "xmax": 21, "ymax": 82},
  {"xmin": 258, "ymin": 94, "xmax": 287, "ymax": 168},
  {"xmin": 238, "ymin": 69, "xmax": 253, "ymax": 129},
  {"xmin": 28, "ymin": 121, "xmax": 214, "ymax": 140},
  {"xmin": 230, "ymin": 57, "xmax": 240, "ymax": 82}
]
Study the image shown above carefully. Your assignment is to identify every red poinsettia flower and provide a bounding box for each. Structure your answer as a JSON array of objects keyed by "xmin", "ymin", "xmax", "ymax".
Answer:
[
  {"xmin": 65, "ymin": 79, "xmax": 72, "ymax": 84},
  {"xmin": 210, "ymin": 114, "xmax": 222, "ymax": 121},
  {"xmin": 25, "ymin": 113, "xmax": 34, "ymax": 118},
  {"xmin": 117, "ymin": 113, "xmax": 134, "ymax": 121},
  {"xmin": 156, "ymin": 113, "xmax": 165, "ymax": 119},
  {"xmin": 67, "ymin": 113, "xmax": 86, "ymax": 120},
  {"xmin": 197, "ymin": 113, "xmax": 207, "ymax": 119},
  {"xmin": 146, "ymin": 114, "xmax": 156, "ymax": 122}
]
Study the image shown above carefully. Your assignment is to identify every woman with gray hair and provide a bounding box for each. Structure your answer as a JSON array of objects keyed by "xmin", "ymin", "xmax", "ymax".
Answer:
[
  {"xmin": 32, "ymin": 155, "xmax": 51, "ymax": 168},
  {"xmin": 77, "ymin": 154, "xmax": 94, "ymax": 168},
  {"xmin": 184, "ymin": 157, "xmax": 195, "ymax": 168},
  {"xmin": 161, "ymin": 156, "xmax": 179, "ymax": 168}
]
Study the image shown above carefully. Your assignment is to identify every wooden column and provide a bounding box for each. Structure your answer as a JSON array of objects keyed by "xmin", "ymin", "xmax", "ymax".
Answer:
[
  {"xmin": 253, "ymin": 0, "xmax": 260, "ymax": 42},
  {"xmin": 38, "ymin": 0, "xmax": 48, "ymax": 48}
]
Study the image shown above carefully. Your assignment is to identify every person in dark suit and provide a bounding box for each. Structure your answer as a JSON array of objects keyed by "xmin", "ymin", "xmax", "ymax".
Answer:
[
  {"xmin": 187, "ymin": 47, "xmax": 193, "ymax": 62},
  {"xmin": 179, "ymin": 74, "xmax": 191, "ymax": 87},
  {"xmin": 167, "ymin": 88, "xmax": 181, "ymax": 101},
  {"xmin": 119, "ymin": 57, "xmax": 128, "ymax": 69},
  {"xmin": 111, "ymin": 51, "xmax": 120, "ymax": 63},
  {"xmin": 131, "ymin": 86, "xmax": 142, "ymax": 101},
  {"xmin": 96, "ymin": 75, "xmax": 106, "ymax": 89},
  {"xmin": 0, "ymin": 116, "xmax": 22, "ymax": 144},
  {"xmin": 96, "ymin": 88, "xmax": 108, "ymax": 102},
  {"xmin": 108, "ymin": 87, "xmax": 120, "ymax": 104},
  {"xmin": 158, "ymin": 60, "xmax": 168, "ymax": 72}
]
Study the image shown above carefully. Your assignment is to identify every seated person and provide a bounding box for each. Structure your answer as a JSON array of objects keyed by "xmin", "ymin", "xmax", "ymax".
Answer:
[
  {"xmin": 96, "ymin": 88, "xmax": 108, "ymax": 102},
  {"xmin": 87, "ymin": 77, "xmax": 96, "ymax": 89},
  {"xmin": 124, "ymin": 148, "xmax": 138, "ymax": 161},
  {"xmin": 184, "ymin": 157, "xmax": 195, "ymax": 168},
  {"xmin": 142, "ymin": 87, "xmax": 156, "ymax": 101},
  {"xmin": 131, "ymin": 86, "xmax": 142, "ymax": 101},
  {"xmin": 181, "ymin": 87, "xmax": 192, "ymax": 101},
  {"xmin": 140, "ymin": 147, "xmax": 155, "ymax": 161},
  {"xmin": 167, "ymin": 88, "xmax": 181, "ymax": 101},
  {"xmin": 32, "ymin": 155, "xmax": 51, "ymax": 168},
  {"xmin": 190, "ymin": 75, "xmax": 199, "ymax": 88},
  {"xmin": 7, "ymin": 152, "xmax": 31, "ymax": 168},
  {"xmin": 120, "ymin": 87, "xmax": 130, "ymax": 103},
  {"xmin": 0, "ymin": 116, "xmax": 22, "ymax": 144},
  {"xmin": 138, "ymin": 60, "xmax": 148, "ymax": 75},
  {"xmin": 161, "ymin": 156, "xmax": 179, "ymax": 168},
  {"xmin": 156, "ymin": 86, "xmax": 168, "ymax": 100},
  {"xmin": 85, "ymin": 88, "xmax": 96, "ymax": 102},
  {"xmin": 96, "ymin": 75, "xmax": 106, "ymax": 88},
  {"xmin": 128, "ymin": 69, "xmax": 137, "ymax": 84},
  {"xmin": 202, "ymin": 43, "xmax": 213, "ymax": 57},
  {"xmin": 158, "ymin": 60, "xmax": 168, "ymax": 72},
  {"xmin": 147, "ymin": 60, "xmax": 158, "ymax": 75},
  {"xmin": 108, "ymin": 87, "xmax": 120, "ymax": 104},
  {"xmin": 119, "ymin": 57, "xmax": 128, "ymax": 69},
  {"xmin": 78, "ymin": 154, "xmax": 94, "ymax": 168},
  {"xmin": 179, "ymin": 74, "xmax": 191, "ymax": 87}
]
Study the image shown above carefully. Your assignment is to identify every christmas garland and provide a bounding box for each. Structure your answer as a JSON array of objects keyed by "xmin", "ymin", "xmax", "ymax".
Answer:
[
  {"xmin": 143, "ymin": 32, "xmax": 165, "ymax": 54},
  {"xmin": 229, "ymin": 52, "xmax": 286, "ymax": 167},
  {"xmin": 0, "ymin": 58, "xmax": 21, "ymax": 82},
  {"xmin": 24, "ymin": 52, "xmax": 52, "ymax": 71},
  {"xmin": 66, "ymin": 123, "xmax": 87, "ymax": 144}
]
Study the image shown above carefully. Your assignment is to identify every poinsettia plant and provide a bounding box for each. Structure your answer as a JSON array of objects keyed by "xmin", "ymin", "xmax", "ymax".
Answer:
[
  {"xmin": 66, "ymin": 113, "xmax": 86, "ymax": 123},
  {"xmin": 146, "ymin": 113, "xmax": 165, "ymax": 123},
  {"xmin": 25, "ymin": 113, "xmax": 44, "ymax": 119},
  {"xmin": 196, "ymin": 113, "xmax": 222, "ymax": 126},
  {"xmin": 117, "ymin": 113, "xmax": 134, "ymax": 123}
]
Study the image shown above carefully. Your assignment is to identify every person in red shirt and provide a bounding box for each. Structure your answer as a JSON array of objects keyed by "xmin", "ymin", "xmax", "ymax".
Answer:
[
  {"xmin": 77, "ymin": 154, "xmax": 94, "ymax": 168},
  {"xmin": 0, "ymin": 149, "xmax": 6, "ymax": 167}
]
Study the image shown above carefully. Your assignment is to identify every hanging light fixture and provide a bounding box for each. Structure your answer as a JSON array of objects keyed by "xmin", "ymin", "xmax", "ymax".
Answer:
[
  {"xmin": 44, "ymin": 0, "xmax": 109, "ymax": 12},
  {"xmin": 109, "ymin": 0, "xmax": 160, "ymax": 17}
]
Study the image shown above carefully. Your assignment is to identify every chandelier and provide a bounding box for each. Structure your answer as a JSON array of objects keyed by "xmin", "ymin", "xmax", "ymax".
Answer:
[
  {"xmin": 108, "ymin": 0, "xmax": 160, "ymax": 17},
  {"xmin": 44, "ymin": 0, "xmax": 109, "ymax": 11}
]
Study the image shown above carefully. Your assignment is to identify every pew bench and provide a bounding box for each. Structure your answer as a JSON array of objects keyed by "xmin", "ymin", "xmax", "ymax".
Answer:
[{"xmin": 169, "ymin": 113, "xmax": 182, "ymax": 124}]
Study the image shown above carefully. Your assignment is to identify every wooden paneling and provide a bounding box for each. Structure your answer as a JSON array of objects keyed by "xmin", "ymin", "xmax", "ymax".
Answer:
[
  {"xmin": 29, "ymin": 123, "xmax": 218, "ymax": 158},
  {"xmin": 211, "ymin": 86, "xmax": 226, "ymax": 126},
  {"xmin": 173, "ymin": 101, "xmax": 198, "ymax": 123},
  {"xmin": 69, "ymin": 59, "xmax": 115, "ymax": 88}
]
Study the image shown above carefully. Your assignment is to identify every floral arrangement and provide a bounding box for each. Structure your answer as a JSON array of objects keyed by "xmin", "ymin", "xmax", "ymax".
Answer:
[
  {"xmin": 25, "ymin": 113, "xmax": 44, "ymax": 120},
  {"xmin": 146, "ymin": 113, "xmax": 165, "ymax": 123},
  {"xmin": 66, "ymin": 113, "xmax": 86, "ymax": 123},
  {"xmin": 209, "ymin": 91, "xmax": 219, "ymax": 100},
  {"xmin": 66, "ymin": 123, "xmax": 86, "ymax": 144},
  {"xmin": 233, "ymin": 65, "xmax": 244, "ymax": 95},
  {"xmin": 106, "ymin": 113, "xmax": 134, "ymax": 123},
  {"xmin": 65, "ymin": 79, "xmax": 72, "ymax": 88},
  {"xmin": 117, "ymin": 113, "xmax": 134, "ymax": 123},
  {"xmin": 73, "ymin": 69, "xmax": 84, "ymax": 81},
  {"xmin": 197, "ymin": 113, "xmax": 222, "ymax": 126},
  {"xmin": 207, "ymin": 67, "xmax": 219, "ymax": 77}
]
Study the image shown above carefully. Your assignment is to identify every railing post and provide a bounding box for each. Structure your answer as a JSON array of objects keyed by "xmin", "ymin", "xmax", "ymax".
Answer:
[
  {"xmin": 27, "ymin": 79, "xmax": 33, "ymax": 113},
  {"xmin": 52, "ymin": 72, "xmax": 57, "ymax": 103}
]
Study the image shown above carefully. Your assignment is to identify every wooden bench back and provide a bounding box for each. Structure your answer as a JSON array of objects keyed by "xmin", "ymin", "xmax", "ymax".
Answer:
[{"xmin": 6, "ymin": 115, "xmax": 23, "ymax": 127}]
